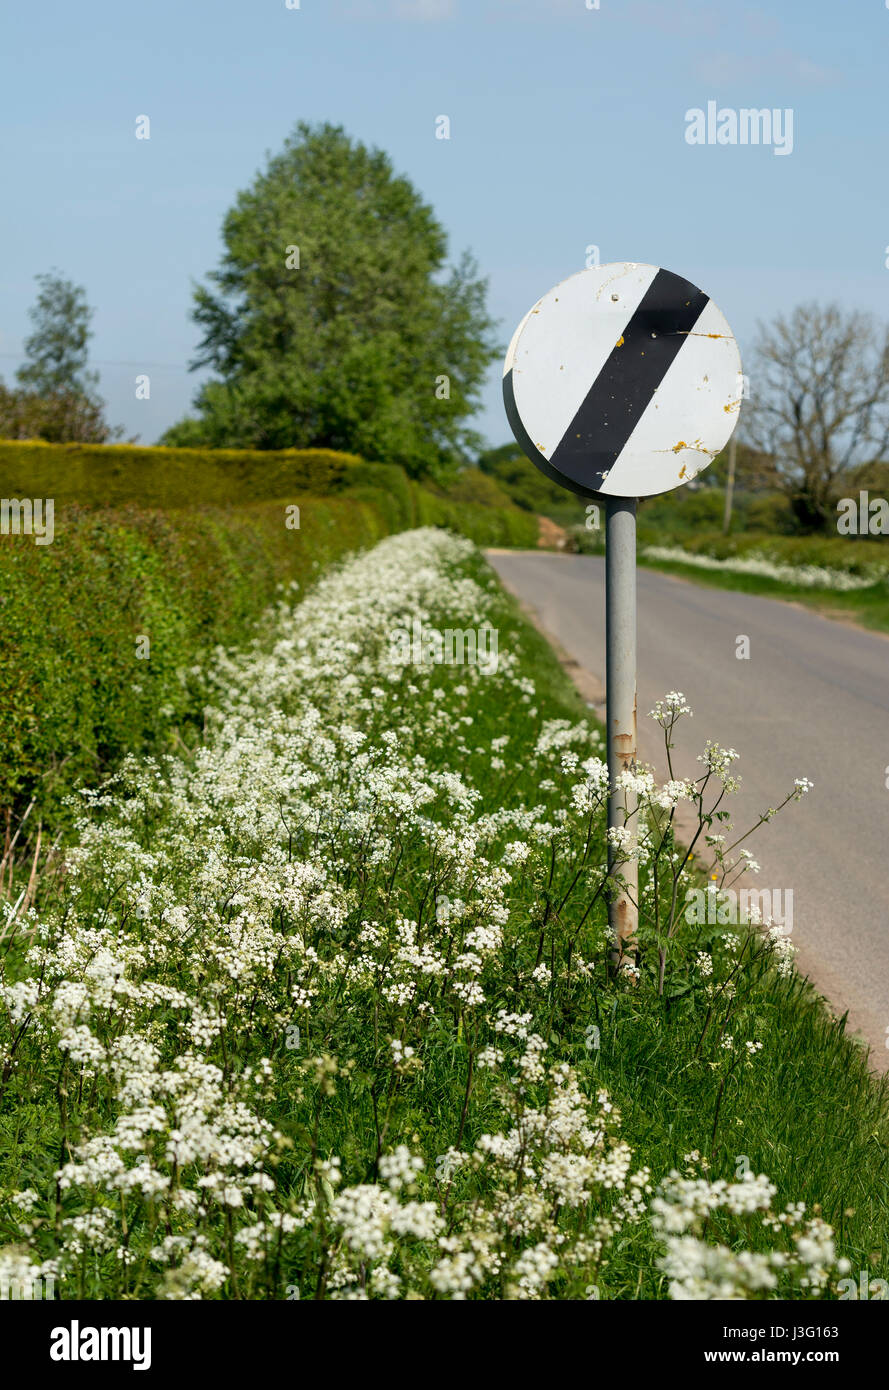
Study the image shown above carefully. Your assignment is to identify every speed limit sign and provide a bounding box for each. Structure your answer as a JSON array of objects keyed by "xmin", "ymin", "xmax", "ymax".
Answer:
[
  {"xmin": 503, "ymin": 262, "xmax": 743, "ymax": 965},
  {"xmin": 503, "ymin": 262, "xmax": 742, "ymax": 501}
]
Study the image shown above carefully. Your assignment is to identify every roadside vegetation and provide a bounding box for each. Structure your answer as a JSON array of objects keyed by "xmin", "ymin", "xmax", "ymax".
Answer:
[
  {"xmin": 0, "ymin": 442, "xmax": 534, "ymax": 835},
  {"xmin": 561, "ymin": 491, "xmax": 889, "ymax": 633},
  {"xmin": 482, "ymin": 441, "xmax": 889, "ymax": 632},
  {"xmin": 1, "ymin": 529, "xmax": 886, "ymax": 1300},
  {"xmin": 560, "ymin": 491, "xmax": 889, "ymax": 632},
  {"xmin": 634, "ymin": 548, "xmax": 889, "ymax": 633}
]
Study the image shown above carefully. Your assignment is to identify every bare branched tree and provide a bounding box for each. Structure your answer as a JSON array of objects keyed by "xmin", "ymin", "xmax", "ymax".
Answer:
[{"xmin": 743, "ymin": 303, "xmax": 889, "ymax": 530}]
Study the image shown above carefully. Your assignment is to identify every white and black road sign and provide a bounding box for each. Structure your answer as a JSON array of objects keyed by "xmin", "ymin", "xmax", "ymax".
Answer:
[{"xmin": 503, "ymin": 263, "xmax": 742, "ymax": 501}]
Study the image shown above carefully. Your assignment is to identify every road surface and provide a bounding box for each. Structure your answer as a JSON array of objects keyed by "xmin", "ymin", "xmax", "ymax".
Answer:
[{"xmin": 488, "ymin": 550, "xmax": 889, "ymax": 1068}]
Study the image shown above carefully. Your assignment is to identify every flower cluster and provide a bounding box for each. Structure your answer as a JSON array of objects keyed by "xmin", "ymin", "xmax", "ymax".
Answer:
[
  {"xmin": 652, "ymin": 1167, "xmax": 850, "ymax": 1299},
  {"xmin": 642, "ymin": 545, "xmax": 884, "ymax": 592}
]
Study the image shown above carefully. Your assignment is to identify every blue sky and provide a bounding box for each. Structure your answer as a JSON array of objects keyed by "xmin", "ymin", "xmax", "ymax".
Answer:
[{"xmin": 1, "ymin": 0, "xmax": 886, "ymax": 447}]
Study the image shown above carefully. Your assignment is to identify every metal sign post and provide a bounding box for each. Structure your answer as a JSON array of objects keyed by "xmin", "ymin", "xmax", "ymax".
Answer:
[
  {"xmin": 605, "ymin": 496, "xmax": 638, "ymax": 964},
  {"xmin": 503, "ymin": 262, "xmax": 742, "ymax": 964}
]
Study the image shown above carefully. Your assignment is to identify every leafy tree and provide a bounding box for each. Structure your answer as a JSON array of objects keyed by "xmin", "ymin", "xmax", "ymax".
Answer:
[
  {"xmin": 4, "ymin": 271, "xmax": 122, "ymax": 443},
  {"xmin": 162, "ymin": 123, "xmax": 499, "ymax": 476},
  {"xmin": 17, "ymin": 271, "xmax": 98, "ymax": 397},
  {"xmin": 743, "ymin": 303, "xmax": 889, "ymax": 532}
]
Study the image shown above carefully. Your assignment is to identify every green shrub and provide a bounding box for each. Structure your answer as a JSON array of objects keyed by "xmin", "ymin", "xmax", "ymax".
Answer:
[
  {"xmin": 437, "ymin": 466, "xmax": 515, "ymax": 510},
  {"xmin": 565, "ymin": 522, "xmax": 605, "ymax": 554},
  {"xmin": 411, "ymin": 484, "xmax": 536, "ymax": 547},
  {"xmin": 337, "ymin": 459, "xmax": 417, "ymax": 529},
  {"xmin": 639, "ymin": 486, "xmax": 726, "ymax": 536},
  {"xmin": 0, "ymin": 440, "xmax": 535, "ymax": 545},
  {"xmin": 743, "ymin": 491, "xmax": 797, "ymax": 534},
  {"xmin": 638, "ymin": 486, "xmax": 799, "ymax": 542}
]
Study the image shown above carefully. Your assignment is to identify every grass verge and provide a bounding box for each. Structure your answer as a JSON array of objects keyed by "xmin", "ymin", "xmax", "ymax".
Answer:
[
  {"xmin": 636, "ymin": 554, "xmax": 889, "ymax": 635},
  {"xmin": 0, "ymin": 530, "xmax": 885, "ymax": 1300}
]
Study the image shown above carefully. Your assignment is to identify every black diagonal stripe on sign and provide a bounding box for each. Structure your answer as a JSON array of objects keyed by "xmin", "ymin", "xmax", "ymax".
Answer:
[{"xmin": 549, "ymin": 269, "xmax": 709, "ymax": 492}]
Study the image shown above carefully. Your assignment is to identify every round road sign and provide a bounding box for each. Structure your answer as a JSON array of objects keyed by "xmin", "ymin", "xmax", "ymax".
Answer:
[{"xmin": 503, "ymin": 263, "xmax": 743, "ymax": 501}]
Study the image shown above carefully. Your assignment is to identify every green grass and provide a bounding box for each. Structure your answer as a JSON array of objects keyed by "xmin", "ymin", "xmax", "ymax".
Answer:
[
  {"xmin": 636, "ymin": 554, "xmax": 889, "ymax": 635},
  {"xmin": 596, "ymin": 962, "xmax": 889, "ymax": 1293}
]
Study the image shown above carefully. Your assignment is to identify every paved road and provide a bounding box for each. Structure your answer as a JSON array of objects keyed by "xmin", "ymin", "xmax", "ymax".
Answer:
[{"xmin": 488, "ymin": 550, "xmax": 889, "ymax": 1067}]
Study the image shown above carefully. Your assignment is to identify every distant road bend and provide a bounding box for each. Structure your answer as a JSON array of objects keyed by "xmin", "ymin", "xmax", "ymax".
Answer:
[{"xmin": 488, "ymin": 549, "xmax": 889, "ymax": 1069}]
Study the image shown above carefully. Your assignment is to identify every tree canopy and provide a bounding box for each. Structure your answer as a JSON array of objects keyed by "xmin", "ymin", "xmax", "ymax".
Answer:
[
  {"xmin": 163, "ymin": 123, "xmax": 500, "ymax": 477},
  {"xmin": 1, "ymin": 271, "xmax": 121, "ymax": 443},
  {"xmin": 17, "ymin": 270, "xmax": 97, "ymax": 397}
]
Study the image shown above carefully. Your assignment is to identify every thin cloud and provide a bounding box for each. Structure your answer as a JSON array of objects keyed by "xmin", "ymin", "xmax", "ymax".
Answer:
[
  {"xmin": 390, "ymin": 0, "xmax": 456, "ymax": 18},
  {"xmin": 626, "ymin": 1, "xmax": 722, "ymax": 37},
  {"xmin": 694, "ymin": 48, "xmax": 840, "ymax": 87},
  {"xmin": 484, "ymin": 0, "xmax": 602, "ymax": 18},
  {"xmin": 334, "ymin": 0, "xmax": 456, "ymax": 19}
]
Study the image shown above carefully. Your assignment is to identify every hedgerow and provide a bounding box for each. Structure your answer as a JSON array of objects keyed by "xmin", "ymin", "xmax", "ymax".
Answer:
[{"xmin": 0, "ymin": 485, "xmax": 534, "ymax": 827}]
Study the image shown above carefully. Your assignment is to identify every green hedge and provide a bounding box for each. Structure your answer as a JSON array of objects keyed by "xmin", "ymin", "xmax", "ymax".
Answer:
[
  {"xmin": 0, "ymin": 439, "xmax": 537, "ymax": 546},
  {"xmin": 0, "ymin": 440, "xmax": 535, "ymax": 825},
  {"xmin": 0, "ymin": 439, "xmax": 356, "ymax": 509},
  {"xmin": 567, "ymin": 521, "xmax": 889, "ymax": 575},
  {"xmin": 411, "ymin": 483, "xmax": 534, "ymax": 547},
  {"xmin": 0, "ymin": 485, "xmax": 534, "ymax": 827},
  {"xmin": 0, "ymin": 496, "xmax": 391, "ymax": 825}
]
